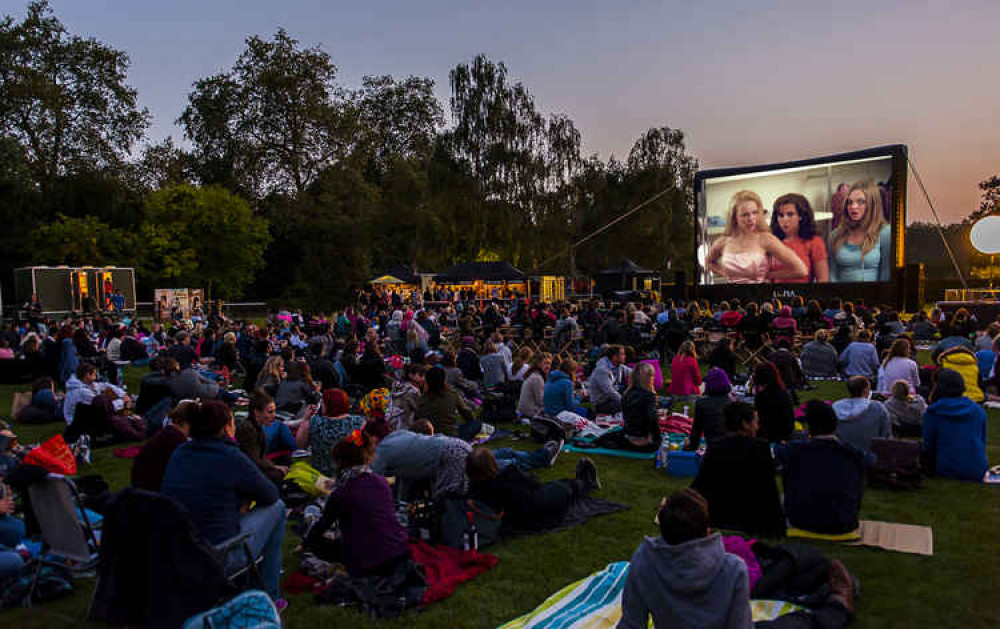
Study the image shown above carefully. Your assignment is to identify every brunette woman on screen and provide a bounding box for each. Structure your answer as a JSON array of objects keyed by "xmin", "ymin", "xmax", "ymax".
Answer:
[
  {"xmin": 768, "ymin": 193, "xmax": 830, "ymax": 283},
  {"xmin": 829, "ymin": 181, "xmax": 891, "ymax": 282},
  {"xmin": 705, "ymin": 190, "xmax": 807, "ymax": 284}
]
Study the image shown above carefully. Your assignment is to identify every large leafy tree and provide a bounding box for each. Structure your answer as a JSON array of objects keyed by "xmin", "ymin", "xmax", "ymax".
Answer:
[
  {"xmin": 0, "ymin": 1, "xmax": 149, "ymax": 190},
  {"xmin": 142, "ymin": 184, "xmax": 270, "ymax": 298},
  {"xmin": 30, "ymin": 213, "xmax": 136, "ymax": 266},
  {"xmin": 179, "ymin": 29, "xmax": 352, "ymax": 199},
  {"xmin": 355, "ymin": 75, "xmax": 443, "ymax": 175},
  {"xmin": 449, "ymin": 55, "xmax": 547, "ymax": 209}
]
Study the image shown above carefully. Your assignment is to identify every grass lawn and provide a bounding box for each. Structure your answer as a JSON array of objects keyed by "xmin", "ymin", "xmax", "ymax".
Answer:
[{"xmin": 2, "ymin": 363, "xmax": 999, "ymax": 629}]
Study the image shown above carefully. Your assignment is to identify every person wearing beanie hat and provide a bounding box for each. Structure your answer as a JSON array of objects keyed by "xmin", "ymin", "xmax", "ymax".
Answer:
[
  {"xmin": 922, "ymin": 368, "xmax": 988, "ymax": 481},
  {"xmin": 687, "ymin": 368, "xmax": 733, "ymax": 450},
  {"xmin": 162, "ymin": 400, "xmax": 287, "ymax": 604}
]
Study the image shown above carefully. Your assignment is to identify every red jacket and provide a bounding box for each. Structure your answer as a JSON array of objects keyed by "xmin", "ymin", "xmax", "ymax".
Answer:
[{"xmin": 669, "ymin": 355, "xmax": 702, "ymax": 395}]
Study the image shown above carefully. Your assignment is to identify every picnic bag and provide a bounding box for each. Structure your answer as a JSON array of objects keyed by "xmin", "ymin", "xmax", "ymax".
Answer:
[
  {"xmin": 10, "ymin": 391, "xmax": 31, "ymax": 418},
  {"xmin": 439, "ymin": 498, "xmax": 503, "ymax": 549},
  {"xmin": 530, "ymin": 416, "xmax": 570, "ymax": 444},
  {"xmin": 23, "ymin": 434, "xmax": 77, "ymax": 475},
  {"xmin": 286, "ymin": 462, "xmax": 332, "ymax": 497},
  {"xmin": 869, "ymin": 438, "xmax": 922, "ymax": 490},
  {"xmin": 182, "ymin": 590, "xmax": 281, "ymax": 629}
]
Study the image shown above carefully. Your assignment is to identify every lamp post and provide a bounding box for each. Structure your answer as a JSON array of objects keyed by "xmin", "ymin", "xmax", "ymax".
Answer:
[{"xmin": 970, "ymin": 215, "xmax": 1000, "ymax": 292}]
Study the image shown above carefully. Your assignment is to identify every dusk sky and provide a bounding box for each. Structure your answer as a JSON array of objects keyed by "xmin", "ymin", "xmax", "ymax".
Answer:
[{"xmin": 23, "ymin": 0, "xmax": 1000, "ymax": 224}]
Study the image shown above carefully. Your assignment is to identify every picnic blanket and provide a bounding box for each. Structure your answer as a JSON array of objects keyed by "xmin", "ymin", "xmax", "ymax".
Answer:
[
  {"xmin": 789, "ymin": 520, "xmax": 933, "ymax": 556},
  {"xmin": 497, "ymin": 561, "xmax": 803, "ymax": 628},
  {"xmin": 563, "ymin": 444, "xmax": 656, "ymax": 460},
  {"xmin": 408, "ymin": 538, "xmax": 498, "ymax": 605},
  {"xmin": 658, "ymin": 413, "xmax": 693, "ymax": 435},
  {"xmin": 503, "ymin": 497, "xmax": 629, "ymax": 539}
]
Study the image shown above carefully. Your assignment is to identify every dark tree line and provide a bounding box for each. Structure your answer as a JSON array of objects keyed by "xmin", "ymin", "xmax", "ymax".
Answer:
[{"xmin": 5, "ymin": 3, "xmax": 988, "ymax": 309}]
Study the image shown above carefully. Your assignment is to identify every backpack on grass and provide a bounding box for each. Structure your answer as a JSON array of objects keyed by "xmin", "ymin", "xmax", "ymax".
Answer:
[{"xmin": 869, "ymin": 438, "xmax": 922, "ymax": 490}]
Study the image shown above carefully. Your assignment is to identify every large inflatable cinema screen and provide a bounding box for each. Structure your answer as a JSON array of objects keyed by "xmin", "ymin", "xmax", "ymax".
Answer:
[{"xmin": 695, "ymin": 145, "xmax": 906, "ymax": 286}]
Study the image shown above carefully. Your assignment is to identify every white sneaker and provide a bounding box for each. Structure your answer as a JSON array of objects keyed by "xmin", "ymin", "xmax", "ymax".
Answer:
[{"xmin": 544, "ymin": 439, "xmax": 564, "ymax": 467}]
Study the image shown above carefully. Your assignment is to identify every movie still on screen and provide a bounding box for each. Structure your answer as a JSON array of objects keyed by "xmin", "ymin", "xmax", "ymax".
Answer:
[{"xmin": 697, "ymin": 150, "xmax": 899, "ymax": 286}]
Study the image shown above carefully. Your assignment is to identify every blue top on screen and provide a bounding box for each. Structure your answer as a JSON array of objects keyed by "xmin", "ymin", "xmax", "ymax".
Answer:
[{"xmin": 830, "ymin": 224, "xmax": 891, "ymax": 282}]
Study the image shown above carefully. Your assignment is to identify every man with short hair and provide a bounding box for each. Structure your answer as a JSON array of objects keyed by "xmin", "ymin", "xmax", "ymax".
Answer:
[
  {"xmin": 63, "ymin": 362, "xmax": 127, "ymax": 425},
  {"xmin": 779, "ymin": 401, "xmax": 868, "ymax": 535},
  {"xmin": 838, "ymin": 330, "xmax": 879, "ymax": 380},
  {"xmin": 588, "ymin": 345, "xmax": 631, "ymax": 414},
  {"xmin": 833, "ymin": 376, "xmax": 891, "ymax": 454},
  {"xmin": 167, "ymin": 331, "xmax": 198, "ymax": 368},
  {"xmin": 162, "ymin": 401, "xmax": 285, "ymax": 606}
]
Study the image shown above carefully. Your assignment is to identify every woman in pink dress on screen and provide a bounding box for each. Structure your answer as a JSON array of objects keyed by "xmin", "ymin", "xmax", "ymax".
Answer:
[
  {"xmin": 768, "ymin": 193, "xmax": 830, "ymax": 283},
  {"xmin": 705, "ymin": 190, "xmax": 806, "ymax": 284}
]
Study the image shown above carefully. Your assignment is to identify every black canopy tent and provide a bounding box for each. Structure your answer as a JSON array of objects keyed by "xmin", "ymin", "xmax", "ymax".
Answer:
[
  {"xmin": 593, "ymin": 259, "xmax": 660, "ymax": 294},
  {"xmin": 433, "ymin": 262, "xmax": 529, "ymax": 300}
]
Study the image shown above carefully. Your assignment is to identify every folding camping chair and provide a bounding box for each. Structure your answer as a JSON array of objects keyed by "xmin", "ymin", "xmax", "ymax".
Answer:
[
  {"xmin": 743, "ymin": 337, "xmax": 774, "ymax": 366},
  {"xmin": 697, "ymin": 328, "xmax": 728, "ymax": 359},
  {"xmin": 88, "ymin": 488, "xmax": 260, "ymax": 626},
  {"xmin": 25, "ymin": 475, "xmax": 101, "ymax": 607},
  {"xmin": 557, "ymin": 330, "xmax": 585, "ymax": 362}
]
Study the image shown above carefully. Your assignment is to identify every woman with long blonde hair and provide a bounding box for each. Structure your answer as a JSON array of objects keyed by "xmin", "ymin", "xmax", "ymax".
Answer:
[
  {"xmin": 829, "ymin": 180, "xmax": 891, "ymax": 282},
  {"xmin": 705, "ymin": 190, "xmax": 806, "ymax": 284},
  {"xmin": 256, "ymin": 355, "xmax": 285, "ymax": 393}
]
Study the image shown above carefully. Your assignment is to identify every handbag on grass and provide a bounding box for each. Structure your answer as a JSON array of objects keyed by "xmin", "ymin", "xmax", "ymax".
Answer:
[{"xmin": 439, "ymin": 498, "xmax": 503, "ymax": 549}]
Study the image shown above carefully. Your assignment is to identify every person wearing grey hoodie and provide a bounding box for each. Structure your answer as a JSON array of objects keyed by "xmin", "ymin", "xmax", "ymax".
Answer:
[
  {"xmin": 620, "ymin": 488, "xmax": 856, "ymax": 629},
  {"xmin": 833, "ymin": 376, "xmax": 891, "ymax": 454},
  {"xmin": 587, "ymin": 345, "xmax": 631, "ymax": 414},
  {"xmin": 619, "ymin": 488, "xmax": 751, "ymax": 629}
]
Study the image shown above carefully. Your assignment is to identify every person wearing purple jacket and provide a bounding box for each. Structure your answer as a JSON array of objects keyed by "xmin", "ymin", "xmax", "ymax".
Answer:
[{"xmin": 305, "ymin": 428, "xmax": 411, "ymax": 578}]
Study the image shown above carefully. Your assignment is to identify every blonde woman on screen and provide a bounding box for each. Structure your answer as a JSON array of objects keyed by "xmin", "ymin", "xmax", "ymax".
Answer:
[
  {"xmin": 705, "ymin": 190, "xmax": 807, "ymax": 284},
  {"xmin": 829, "ymin": 181, "xmax": 891, "ymax": 282}
]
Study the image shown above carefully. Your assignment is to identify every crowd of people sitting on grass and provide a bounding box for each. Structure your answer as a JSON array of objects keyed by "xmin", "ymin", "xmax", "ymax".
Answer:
[{"xmin": 0, "ymin": 290, "xmax": 998, "ymax": 624}]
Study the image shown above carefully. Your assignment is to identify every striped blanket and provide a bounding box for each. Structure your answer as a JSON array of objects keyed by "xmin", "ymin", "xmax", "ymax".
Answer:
[{"xmin": 498, "ymin": 562, "xmax": 801, "ymax": 629}]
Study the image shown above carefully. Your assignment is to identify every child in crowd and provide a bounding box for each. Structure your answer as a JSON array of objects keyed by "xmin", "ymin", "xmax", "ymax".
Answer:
[{"xmin": 884, "ymin": 379, "xmax": 926, "ymax": 438}]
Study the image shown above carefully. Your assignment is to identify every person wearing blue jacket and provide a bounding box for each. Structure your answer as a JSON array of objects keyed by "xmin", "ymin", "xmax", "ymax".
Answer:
[
  {"xmin": 162, "ymin": 401, "xmax": 285, "ymax": 605},
  {"xmin": 922, "ymin": 368, "xmax": 988, "ymax": 481},
  {"xmin": 543, "ymin": 359, "xmax": 587, "ymax": 417}
]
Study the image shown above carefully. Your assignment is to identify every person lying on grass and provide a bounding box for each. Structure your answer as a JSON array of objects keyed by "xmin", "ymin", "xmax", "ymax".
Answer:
[
  {"xmin": 465, "ymin": 448, "xmax": 599, "ymax": 531},
  {"xmin": 372, "ymin": 419, "xmax": 471, "ymax": 501},
  {"xmin": 618, "ymin": 487, "xmax": 855, "ymax": 629}
]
